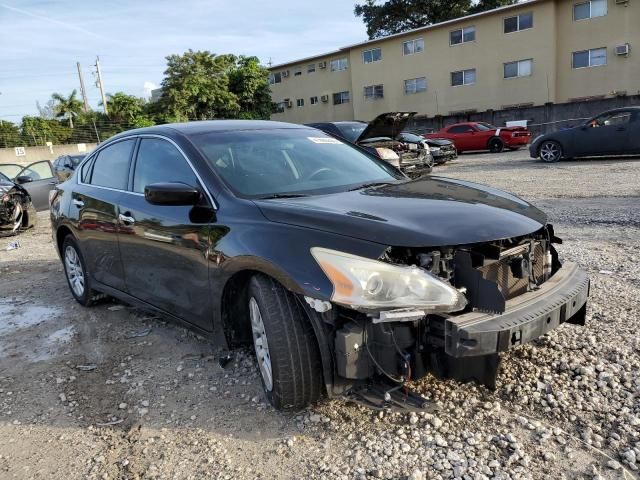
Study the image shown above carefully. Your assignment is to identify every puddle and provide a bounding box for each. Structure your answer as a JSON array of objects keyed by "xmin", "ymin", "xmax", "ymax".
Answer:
[
  {"xmin": 0, "ymin": 303, "xmax": 72, "ymax": 362},
  {"xmin": 0, "ymin": 304, "xmax": 63, "ymax": 336}
]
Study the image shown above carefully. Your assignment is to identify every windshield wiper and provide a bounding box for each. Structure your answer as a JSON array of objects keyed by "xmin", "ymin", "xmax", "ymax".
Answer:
[
  {"xmin": 348, "ymin": 181, "xmax": 393, "ymax": 192},
  {"xmin": 257, "ymin": 193, "xmax": 311, "ymax": 200}
]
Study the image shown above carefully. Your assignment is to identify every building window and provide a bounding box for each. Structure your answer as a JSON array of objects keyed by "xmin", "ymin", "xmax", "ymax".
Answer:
[
  {"xmin": 573, "ymin": 0, "xmax": 607, "ymax": 20},
  {"xmin": 333, "ymin": 91, "xmax": 350, "ymax": 105},
  {"xmin": 308, "ymin": 63, "xmax": 316, "ymax": 74},
  {"xmin": 404, "ymin": 77, "xmax": 427, "ymax": 94},
  {"xmin": 296, "ymin": 98, "xmax": 304, "ymax": 107},
  {"xmin": 451, "ymin": 69, "xmax": 476, "ymax": 86},
  {"xmin": 269, "ymin": 72, "xmax": 282, "ymax": 84},
  {"xmin": 572, "ymin": 47, "xmax": 607, "ymax": 68},
  {"xmin": 330, "ymin": 58, "xmax": 348, "ymax": 71},
  {"xmin": 363, "ymin": 84, "xmax": 384, "ymax": 100},
  {"xmin": 504, "ymin": 12, "xmax": 533, "ymax": 33},
  {"xmin": 293, "ymin": 67, "xmax": 302, "ymax": 77},
  {"xmin": 362, "ymin": 48, "xmax": 382, "ymax": 64},
  {"xmin": 450, "ymin": 26, "xmax": 475, "ymax": 45},
  {"xmin": 310, "ymin": 96, "xmax": 319, "ymax": 105},
  {"xmin": 275, "ymin": 101, "xmax": 287, "ymax": 113},
  {"xmin": 402, "ymin": 38, "xmax": 424, "ymax": 55},
  {"xmin": 504, "ymin": 59, "xmax": 533, "ymax": 78}
]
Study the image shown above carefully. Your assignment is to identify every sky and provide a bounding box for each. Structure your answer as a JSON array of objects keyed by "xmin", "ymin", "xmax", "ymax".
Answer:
[{"xmin": 0, "ymin": 0, "xmax": 367, "ymax": 122}]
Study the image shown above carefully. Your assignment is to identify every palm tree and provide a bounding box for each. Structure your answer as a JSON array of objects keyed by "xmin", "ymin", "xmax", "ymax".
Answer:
[{"xmin": 51, "ymin": 90, "xmax": 83, "ymax": 128}]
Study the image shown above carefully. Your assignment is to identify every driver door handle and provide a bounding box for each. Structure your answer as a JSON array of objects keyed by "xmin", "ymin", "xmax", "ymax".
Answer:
[{"xmin": 118, "ymin": 213, "xmax": 135, "ymax": 225}]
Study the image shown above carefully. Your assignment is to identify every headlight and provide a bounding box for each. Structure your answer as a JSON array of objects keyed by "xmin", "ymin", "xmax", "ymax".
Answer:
[
  {"xmin": 374, "ymin": 147, "xmax": 400, "ymax": 168},
  {"xmin": 430, "ymin": 147, "xmax": 441, "ymax": 153},
  {"xmin": 311, "ymin": 247, "xmax": 467, "ymax": 312}
]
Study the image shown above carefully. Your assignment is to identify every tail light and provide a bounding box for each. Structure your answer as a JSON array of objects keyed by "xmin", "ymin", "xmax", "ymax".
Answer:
[{"xmin": 49, "ymin": 188, "xmax": 60, "ymax": 208}]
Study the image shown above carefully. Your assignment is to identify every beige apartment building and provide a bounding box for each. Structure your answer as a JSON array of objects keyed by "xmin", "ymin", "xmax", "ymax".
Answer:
[{"xmin": 268, "ymin": 0, "xmax": 639, "ymax": 124}]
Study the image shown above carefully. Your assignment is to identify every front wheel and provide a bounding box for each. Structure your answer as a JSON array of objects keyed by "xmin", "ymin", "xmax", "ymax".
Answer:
[
  {"xmin": 248, "ymin": 274, "xmax": 323, "ymax": 410},
  {"xmin": 538, "ymin": 141, "xmax": 563, "ymax": 163}
]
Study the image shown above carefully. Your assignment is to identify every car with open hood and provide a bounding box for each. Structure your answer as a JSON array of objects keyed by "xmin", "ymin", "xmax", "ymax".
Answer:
[
  {"xmin": 307, "ymin": 112, "xmax": 433, "ymax": 177},
  {"xmin": 398, "ymin": 132, "xmax": 457, "ymax": 164},
  {"xmin": 425, "ymin": 122, "xmax": 531, "ymax": 153},
  {"xmin": 0, "ymin": 171, "xmax": 37, "ymax": 235},
  {"xmin": 50, "ymin": 120, "xmax": 589, "ymax": 410},
  {"xmin": 0, "ymin": 160, "xmax": 58, "ymax": 211}
]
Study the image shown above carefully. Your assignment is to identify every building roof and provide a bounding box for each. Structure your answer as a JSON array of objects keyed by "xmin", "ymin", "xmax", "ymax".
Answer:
[{"xmin": 269, "ymin": 0, "xmax": 545, "ymax": 70}]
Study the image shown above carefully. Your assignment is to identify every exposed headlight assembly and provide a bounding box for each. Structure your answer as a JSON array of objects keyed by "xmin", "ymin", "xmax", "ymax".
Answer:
[{"xmin": 311, "ymin": 247, "xmax": 467, "ymax": 312}]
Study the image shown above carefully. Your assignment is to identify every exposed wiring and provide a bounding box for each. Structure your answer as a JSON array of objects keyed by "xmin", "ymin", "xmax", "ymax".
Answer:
[{"xmin": 363, "ymin": 323, "xmax": 405, "ymax": 384}]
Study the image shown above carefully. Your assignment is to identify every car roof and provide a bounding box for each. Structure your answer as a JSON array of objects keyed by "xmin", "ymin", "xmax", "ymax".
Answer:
[{"xmin": 109, "ymin": 120, "xmax": 309, "ymax": 140}]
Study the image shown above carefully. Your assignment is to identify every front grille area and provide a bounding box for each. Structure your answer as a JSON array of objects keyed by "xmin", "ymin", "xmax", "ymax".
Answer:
[{"xmin": 477, "ymin": 242, "xmax": 546, "ymax": 300}]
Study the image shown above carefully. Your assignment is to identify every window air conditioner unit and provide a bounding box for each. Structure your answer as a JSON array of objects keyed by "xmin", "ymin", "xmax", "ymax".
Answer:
[
  {"xmin": 615, "ymin": 43, "xmax": 630, "ymax": 56},
  {"xmin": 320, "ymin": 94, "xmax": 329, "ymax": 102},
  {"xmin": 318, "ymin": 61, "xmax": 327, "ymax": 69},
  {"xmin": 282, "ymin": 70, "xmax": 290, "ymax": 78}
]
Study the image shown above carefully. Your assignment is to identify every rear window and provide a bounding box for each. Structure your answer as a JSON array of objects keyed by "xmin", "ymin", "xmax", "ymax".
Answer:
[{"xmin": 89, "ymin": 139, "xmax": 135, "ymax": 190}]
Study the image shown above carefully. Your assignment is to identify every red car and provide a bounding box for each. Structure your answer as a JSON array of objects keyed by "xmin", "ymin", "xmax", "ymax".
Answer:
[{"xmin": 425, "ymin": 122, "xmax": 531, "ymax": 153}]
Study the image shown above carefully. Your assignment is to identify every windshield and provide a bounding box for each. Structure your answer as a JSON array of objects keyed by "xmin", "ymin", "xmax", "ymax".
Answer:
[
  {"xmin": 334, "ymin": 123, "xmax": 367, "ymax": 143},
  {"xmin": 0, "ymin": 164, "xmax": 22, "ymax": 180},
  {"xmin": 476, "ymin": 122, "xmax": 496, "ymax": 131},
  {"xmin": 399, "ymin": 132, "xmax": 423, "ymax": 142},
  {"xmin": 192, "ymin": 128, "xmax": 401, "ymax": 198}
]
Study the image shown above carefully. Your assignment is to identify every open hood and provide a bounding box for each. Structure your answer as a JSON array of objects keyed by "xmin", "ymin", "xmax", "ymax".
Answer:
[{"xmin": 356, "ymin": 112, "xmax": 417, "ymax": 143}]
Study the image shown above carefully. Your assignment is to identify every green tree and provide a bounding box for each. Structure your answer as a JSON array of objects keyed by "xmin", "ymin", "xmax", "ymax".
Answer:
[
  {"xmin": 228, "ymin": 56, "xmax": 274, "ymax": 119},
  {"xmin": 20, "ymin": 116, "xmax": 72, "ymax": 146},
  {"xmin": 0, "ymin": 121, "xmax": 22, "ymax": 148},
  {"xmin": 354, "ymin": 0, "xmax": 517, "ymax": 39},
  {"xmin": 51, "ymin": 90, "xmax": 83, "ymax": 128},
  {"xmin": 159, "ymin": 50, "xmax": 240, "ymax": 121}
]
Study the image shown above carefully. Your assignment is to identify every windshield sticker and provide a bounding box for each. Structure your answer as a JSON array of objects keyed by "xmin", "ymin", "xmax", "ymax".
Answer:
[{"xmin": 308, "ymin": 137, "xmax": 343, "ymax": 144}]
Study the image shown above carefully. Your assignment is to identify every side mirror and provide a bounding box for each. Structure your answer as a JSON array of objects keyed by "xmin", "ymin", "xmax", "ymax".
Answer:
[
  {"xmin": 15, "ymin": 175, "xmax": 33, "ymax": 184},
  {"xmin": 144, "ymin": 182, "xmax": 201, "ymax": 206}
]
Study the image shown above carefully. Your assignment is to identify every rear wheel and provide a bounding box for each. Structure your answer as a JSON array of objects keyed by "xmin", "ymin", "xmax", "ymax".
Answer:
[
  {"xmin": 248, "ymin": 274, "xmax": 323, "ymax": 410},
  {"xmin": 62, "ymin": 235, "xmax": 101, "ymax": 307},
  {"xmin": 539, "ymin": 141, "xmax": 562, "ymax": 163},
  {"xmin": 488, "ymin": 137, "xmax": 504, "ymax": 153}
]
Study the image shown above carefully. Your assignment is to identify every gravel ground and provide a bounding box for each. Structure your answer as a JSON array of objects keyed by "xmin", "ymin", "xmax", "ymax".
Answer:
[{"xmin": 0, "ymin": 151, "xmax": 638, "ymax": 479}]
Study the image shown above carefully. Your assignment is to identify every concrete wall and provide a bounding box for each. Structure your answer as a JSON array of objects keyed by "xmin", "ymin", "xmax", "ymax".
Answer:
[
  {"xmin": 269, "ymin": 0, "xmax": 640, "ymax": 124},
  {"xmin": 0, "ymin": 143, "xmax": 97, "ymax": 167}
]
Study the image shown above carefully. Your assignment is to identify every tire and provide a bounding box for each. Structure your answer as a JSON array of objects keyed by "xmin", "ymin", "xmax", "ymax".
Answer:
[
  {"xmin": 488, "ymin": 137, "xmax": 504, "ymax": 153},
  {"xmin": 538, "ymin": 140, "xmax": 563, "ymax": 163},
  {"xmin": 248, "ymin": 274, "xmax": 323, "ymax": 410},
  {"xmin": 62, "ymin": 235, "xmax": 101, "ymax": 307}
]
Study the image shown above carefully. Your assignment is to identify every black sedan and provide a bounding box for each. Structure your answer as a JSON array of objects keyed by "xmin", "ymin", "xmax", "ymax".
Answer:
[
  {"xmin": 397, "ymin": 132, "xmax": 457, "ymax": 164},
  {"xmin": 51, "ymin": 121, "xmax": 589, "ymax": 410},
  {"xmin": 0, "ymin": 172, "xmax": 37, "ymax": 235},
  {"xmin": 530, "ymin": 107, "xmax": 640, "ymax": 162}
]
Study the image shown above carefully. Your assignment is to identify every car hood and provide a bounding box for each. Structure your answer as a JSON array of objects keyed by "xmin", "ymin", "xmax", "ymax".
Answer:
[
  {"xmin": 254, "ymin": 177, "xmax": 547, "ymax": 248},
  {"xmin": 357, "ymin": 112, "xmax": 417, "ymax": 143}
]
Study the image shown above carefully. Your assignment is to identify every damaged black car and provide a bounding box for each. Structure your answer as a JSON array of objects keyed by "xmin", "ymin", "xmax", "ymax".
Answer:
[
  {"xmin": 0, "ymin": 171, "xmax": 37, "ymax": 235},
  {"xmin": 50, "ymin": 121, "xmax": 589, "ymax": 410}
]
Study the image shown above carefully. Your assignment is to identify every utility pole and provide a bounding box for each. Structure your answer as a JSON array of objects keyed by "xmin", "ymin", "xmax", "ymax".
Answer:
[
  {"xmin": 94, "ymin": 56, "xmax": 108, "ymax": 115},
  {"xmin": 76, "ymin": 62, "xmax": 90, "ymax": 113}
]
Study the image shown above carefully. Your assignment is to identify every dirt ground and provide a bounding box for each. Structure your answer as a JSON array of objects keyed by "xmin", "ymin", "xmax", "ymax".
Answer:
[{"xmin": 0, "ymin": 151, "xmax": 639, "ymax": 479}]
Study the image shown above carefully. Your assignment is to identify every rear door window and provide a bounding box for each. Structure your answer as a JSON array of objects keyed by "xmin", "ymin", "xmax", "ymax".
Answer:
[
  {"xmin": 132, "ymin": 138, "xmax": 198, "ymax": 194},
  {"xmin": 89, "ymin": 139, "xmax": 135, "ymax": 190}
]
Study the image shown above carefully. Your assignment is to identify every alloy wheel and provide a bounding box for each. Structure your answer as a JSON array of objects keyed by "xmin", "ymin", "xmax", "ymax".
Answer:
[
  {"xmin": 64, "ymin": 245, "xmax": 85, "ymax": 297},
  {"xmin": 249, "ymin": 296, "xmax": 273, "ymax": 392},
  {"xmin": 539, "ymin": 142, "xmax": 561, "ymax": 162}
]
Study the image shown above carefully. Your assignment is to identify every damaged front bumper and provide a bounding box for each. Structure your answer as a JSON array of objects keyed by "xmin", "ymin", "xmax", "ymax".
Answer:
[{"xmin": 444, "ymin": 262, "xmax": 589, "ymax": 357}]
